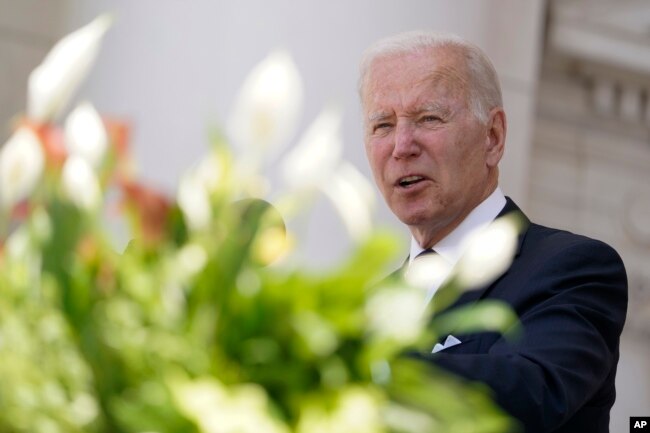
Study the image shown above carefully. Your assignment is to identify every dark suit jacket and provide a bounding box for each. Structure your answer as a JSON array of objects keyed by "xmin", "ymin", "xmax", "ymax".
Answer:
[{"xmin": 415, "ymin": 198, "xmax": 628, "ymax": 433}]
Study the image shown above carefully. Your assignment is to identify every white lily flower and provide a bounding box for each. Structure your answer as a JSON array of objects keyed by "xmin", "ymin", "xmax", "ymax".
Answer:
[
  {"xmin": 253, "ymin": 226, "xmax": 293, "ymax": 266},
  {"xmin": 384, "ymin": 403, "xmax": 437, "ymax": 433},
  {"xmin": 281, "ymin": 106, "xmax": 343, "ymax": 191},
  {"xmin": 297, "ymin": 387, "xmax": 383, "ymax": 433},
  {"xmin": 177, "ymin": 170, "xmax": 211, "ymax": 232},
  {"xmin": 453, "ymin": 214, "xmax": 520, "ymax": 289},
  {"xmin": 62, "ymin": 155, "xmax": 101, "ymax": 211},
  {"xmin": 333, "ymin": 387, "xmax": 383, "ymax": 433},
  {"xmin": 68, "ymin": 393, "xmax": 99, "ymax": 426},
  {"xmin": 366, "ymin": 286, "xmax": 426, "ymax": 343},
  {"xmin": 193, "ymin": 153, "xmax": 222, "ymax": 193},
  {"xmin": 321, "ymin": 162, "xmax": 375, "ymax": 242},
  {"xmin": 172, "ymin": 378, "xmax": 289, "ymax": 433},
  {"xmin": 28, "ymin": 14, "xmax": 112, "ymax": 122},
  {"xmin": 0, "ymin": 127, "xmax": 45, "ymax": 209},
  {"xmin": 406, "ymin": 253, "xmax": 452, "ymax": 292},
  {"xmin": 228, "ymin": 50, "xmax": 303, "ymax": 159},
  {"xmin": 64, "ymin": 102, "xmax": 108, "ymax": 168},
  {"xmin": 5, "ymin": 226, "xmax": 31, "ymax": 260},
  {"xmin": 176, "ymin": 243, "xmax": 208, "ymax": 279}
]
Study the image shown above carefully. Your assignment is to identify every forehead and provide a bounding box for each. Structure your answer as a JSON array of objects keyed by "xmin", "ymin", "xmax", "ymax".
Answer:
[{"xmin": 363, "ymin": 48, "xmax": 469, "ymax": 111}]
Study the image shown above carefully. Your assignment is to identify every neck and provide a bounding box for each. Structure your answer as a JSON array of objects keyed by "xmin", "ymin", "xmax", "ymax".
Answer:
[
  {"xmin": 411, "ymin": 210, "xmax": 472, "ymax": 249},
  {"xmin": 411, "ymin": 181, "xmax": 499, "ymax": 249}
]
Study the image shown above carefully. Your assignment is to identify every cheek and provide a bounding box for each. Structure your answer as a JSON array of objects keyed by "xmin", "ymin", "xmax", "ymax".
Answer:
[
  {"xmin": 430, "ymin": 141, "xmax": 471, "ymax": 188},
  {"xmin": 446, "ymin": 145, "xmax": 486, "ymax": 190}
]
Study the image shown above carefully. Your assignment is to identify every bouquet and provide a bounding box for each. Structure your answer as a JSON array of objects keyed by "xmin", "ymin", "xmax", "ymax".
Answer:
[{"xmin": 0, "ymin": 15, "xmax": 521, "ymax": 433}]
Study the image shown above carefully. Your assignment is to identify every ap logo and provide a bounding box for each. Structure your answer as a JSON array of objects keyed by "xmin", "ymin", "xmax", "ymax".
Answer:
[{"xmin": 631, "ymin": 417, "xmax": 650, "ymax": 431}]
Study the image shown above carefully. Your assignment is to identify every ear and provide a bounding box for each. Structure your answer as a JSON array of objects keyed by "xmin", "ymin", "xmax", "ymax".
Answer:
[{"xmin": 485, "ymin": 107, "xmax": 506, "ymax": 168}]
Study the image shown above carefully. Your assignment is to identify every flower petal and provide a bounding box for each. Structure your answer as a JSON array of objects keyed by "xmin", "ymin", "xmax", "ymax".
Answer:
[
  {"xmin": 64, "ymin": 102, "xmax": 108, "ymax": 167},
  {"xmin": 172, "ymin": 378, "xmax": 289, "ymax": 433},
  {"xmin": 281, "ymin": 105, "xmax": 342, "ymax": 191},
  {"xmin": 297, "ymin": 387, "xmax": 383, "ymax": 433},
  {"xmin": 405, "ymin": 253, "xmax": 452, "ymax": 292},
  {"xmin": 453, "ymin": 214, "xmax": 521, "ymax": 289},
  {"xmin": 320, "ymin": 162, "xmax": 375, "ymax": 242},
  {"xmin": 119, "ymin": 180, "xmax": 172, "ymax": 244},
  {"xmin": 0, "ymin": 127, "xmax": 45, "ymax": 209},
  {"xmin": 228, "ymin": 50, "xmax": 303, "ymax": 160},
  {"xmin": 366, "ymin": 286, "xmax": 427, "ymax": 343},
  {"xmin": 62, "ymin": 155, "xmax": 101, "ymax": 211},
  {"xmin": 176, "ymin": 243, "xmax": 208, "ymax": 279},
  {"xmin": 177, "ymin": 171, "xmax": 211, "ymax": 232},
  {"xmin": 27, "ymin": 14, "xmax": 112, "ymax": 122},
  {"xmin": 193, "ymin": 152, "xmax": 222, "ymax": 193}
]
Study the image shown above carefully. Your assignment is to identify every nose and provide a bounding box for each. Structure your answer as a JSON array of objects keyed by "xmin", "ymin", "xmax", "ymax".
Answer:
[{"xmin": 392, "ymin": 120, "xmax": 420, "ymax": 159}]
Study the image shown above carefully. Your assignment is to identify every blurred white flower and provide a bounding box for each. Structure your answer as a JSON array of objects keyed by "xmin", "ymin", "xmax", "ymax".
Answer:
[
  {"xmin": 405, "ymin": 253, "xmax": 452, "ymax": 301},
  {"xmin": 253, "ymin": 226, "xmax": 293, "ymax": 266},
  {"xmin": 30, "ymin": 207, "xmax": 52, "ymax": 244},
  {"xmin": 193, "ymin": 153, "xmax": 222, "ymax": 193},
  {"xmin": 297, "ymin": 387, "xmax": 383, "ymax": 433},
  {"xmin": 0, "ymin": 127, "xmax": 45, "ymax": 209},
  {"xmin": 172, "ymin": 378, "xmax": 289, "ymax": 433},
  {"xmin": 333, "ymin": 387, "xmax": 383, "ymax": 433},
  {"xmin": 383, "ymin": 403, "xmax": 438, "ymax": 433},
  {"xmin": 321, "ymin": 162, "xmax": 375, "ymax": 242},
  {"xmin": 366, "ymin": 286, "xmax": 426, "ymax": 344},
  {"xmin": 5, "ymin": 226, "xmax": 31, "ymax": 260},
  {"xmin": 176, "ymin": 153, "xmax": 224, "ymax": 232},
  {"xmin": 176, "ymin": 243, "xmax": 208, "ymax": 279},
  {"xmin": 64, "ymin": 102, "xmax": 108, "ymax": 167},
  {"xmin": 454, "ymin": 214, "xmax": 520, "ymax": 289},
  {"xmin": 228, "ymin": 50, "xmax": 303, "ymax": 159},
  {"xmin": 292, "ymin": 311, "xmax": 339, "ymax": 357},
  {"xmin": 62, "ymin": 155, "xmax": 101, "ymax": 211},
  {"xmin": 68, "ymin": 393, "xmax": 98, "ymax": 426},
  {"xmin": 281, "ymin": 106, "xmax": 343, "ymax": 191},
  {"xmin": 28, "ymin": 15, "xmax": 112, "ymax": 123},
  {"xmin": 177, "ymin": 171, "xmax": 211, "ymax": 232}
]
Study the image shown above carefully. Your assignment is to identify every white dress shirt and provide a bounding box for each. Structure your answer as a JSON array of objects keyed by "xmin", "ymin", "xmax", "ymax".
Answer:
[{"xmin": 408, "ymin": 187, "xmax": 507, "ymax": 303}]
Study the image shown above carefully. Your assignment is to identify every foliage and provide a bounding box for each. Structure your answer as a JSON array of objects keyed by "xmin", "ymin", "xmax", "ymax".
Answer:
[{"xmin": 0, "ymin": 15, "xmax": 520, "ymax": 433}]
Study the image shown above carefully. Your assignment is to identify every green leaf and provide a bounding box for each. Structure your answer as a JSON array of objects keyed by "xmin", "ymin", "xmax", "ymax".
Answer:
[{"xmin": 430, "ymin": 300, "xmax": 521, "ymax": 340}]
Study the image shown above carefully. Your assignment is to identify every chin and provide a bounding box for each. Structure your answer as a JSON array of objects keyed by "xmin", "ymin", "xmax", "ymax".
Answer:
[{"xmin": 394, "ymin": 207, "xmax": 437, "ymax": 227}]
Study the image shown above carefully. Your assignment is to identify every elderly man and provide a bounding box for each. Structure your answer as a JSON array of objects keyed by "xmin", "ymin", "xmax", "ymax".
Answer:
[{"xmin": 359, "ymin": 31, "xmax": 627, "ymax": 433}]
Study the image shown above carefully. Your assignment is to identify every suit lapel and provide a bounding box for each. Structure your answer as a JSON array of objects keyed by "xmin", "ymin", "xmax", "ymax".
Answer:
[
  {"xmin": 433, "ymin": 197, "xmax": 531, "ymax": 312},
  {"xmin": 388, "ymin": 197, "xmax": 531, "ymax": 313}
]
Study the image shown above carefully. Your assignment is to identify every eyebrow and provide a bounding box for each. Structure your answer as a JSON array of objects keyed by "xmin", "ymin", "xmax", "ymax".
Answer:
[
  {"xmin": 368, "ymin": 111, "xmax": 392, "ymax": 123},
  {"xmin": 417, "ymin": 103, "xmax": 446, "ymax": 114},
  {"xmin": 415, "ymin": 103, "xmax": 453, "ymax": 119},
  {"xmin": 368, "ymin": 103, "xmax": 451, "ymax": 123}
]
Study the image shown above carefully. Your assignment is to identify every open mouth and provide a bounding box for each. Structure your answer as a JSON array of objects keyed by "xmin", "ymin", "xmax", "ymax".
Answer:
[{"xmin": 397, "ymin": 175, "xmax": 426, "ymax": 188}]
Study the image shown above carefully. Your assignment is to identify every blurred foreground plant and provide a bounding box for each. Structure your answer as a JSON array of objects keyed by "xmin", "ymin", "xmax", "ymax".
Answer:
[{"xmin": 0, "ymin": 15, "xmax": 521, "ymax": 433}]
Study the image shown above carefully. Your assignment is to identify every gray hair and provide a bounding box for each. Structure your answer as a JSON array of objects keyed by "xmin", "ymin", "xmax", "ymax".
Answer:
[{"xmin": 358, "ymin": 31, "xmax": 502, "ymax": 124}]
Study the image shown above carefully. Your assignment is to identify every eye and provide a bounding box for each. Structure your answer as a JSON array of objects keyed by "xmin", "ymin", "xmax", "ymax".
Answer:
[
  {"xmin": 373, "ymin": 122, "xmax": 393, "ymax": 133},
  {"xmin": 420, "ymin": 114, "xmax": 440, "ymax": 123}
]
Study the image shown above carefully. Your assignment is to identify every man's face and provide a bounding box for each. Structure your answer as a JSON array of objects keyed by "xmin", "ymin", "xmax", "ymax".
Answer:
[{"xmin": 362, "ymin": 48, "xmax": 500, "ymax": 246}]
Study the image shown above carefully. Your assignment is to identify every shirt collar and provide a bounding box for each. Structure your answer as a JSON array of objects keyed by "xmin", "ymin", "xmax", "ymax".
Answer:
[{"xmin": 408, "ymin": 187, "xmax": 506, "ymax": 266}]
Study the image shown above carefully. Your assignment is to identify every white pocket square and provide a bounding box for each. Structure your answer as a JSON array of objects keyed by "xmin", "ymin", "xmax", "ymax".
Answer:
[{"xmin": 432, "ymin": 335, "xmax": 462, "ymax": 353}]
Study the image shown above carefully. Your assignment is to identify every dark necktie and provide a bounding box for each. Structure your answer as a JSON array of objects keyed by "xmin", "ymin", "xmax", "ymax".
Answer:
[
  {"xmin": 415, "ymin": 248, "xmax": 437, "ymax": 259},
  {"xmin": 408, "ymin": 248, "xmax": 450, "ymax": 291}
]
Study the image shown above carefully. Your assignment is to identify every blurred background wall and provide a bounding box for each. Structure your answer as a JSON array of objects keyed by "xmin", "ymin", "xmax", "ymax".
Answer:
[
  {"xmin": 530, "ymin": 1, "xmax": 650, "ymax": 429},
  {"xmin": 1, "ymin": 0, "xmax": 648, "ymax": 431}
]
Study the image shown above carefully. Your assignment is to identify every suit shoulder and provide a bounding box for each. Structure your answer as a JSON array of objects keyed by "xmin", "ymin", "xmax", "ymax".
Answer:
[
  {"xmin": 523, "ymin": 222, "xmax": 625, "ymax": 268},
  {"xmin": 501, "ymin": 199, "xmax": 622, "ymax": 262}
]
